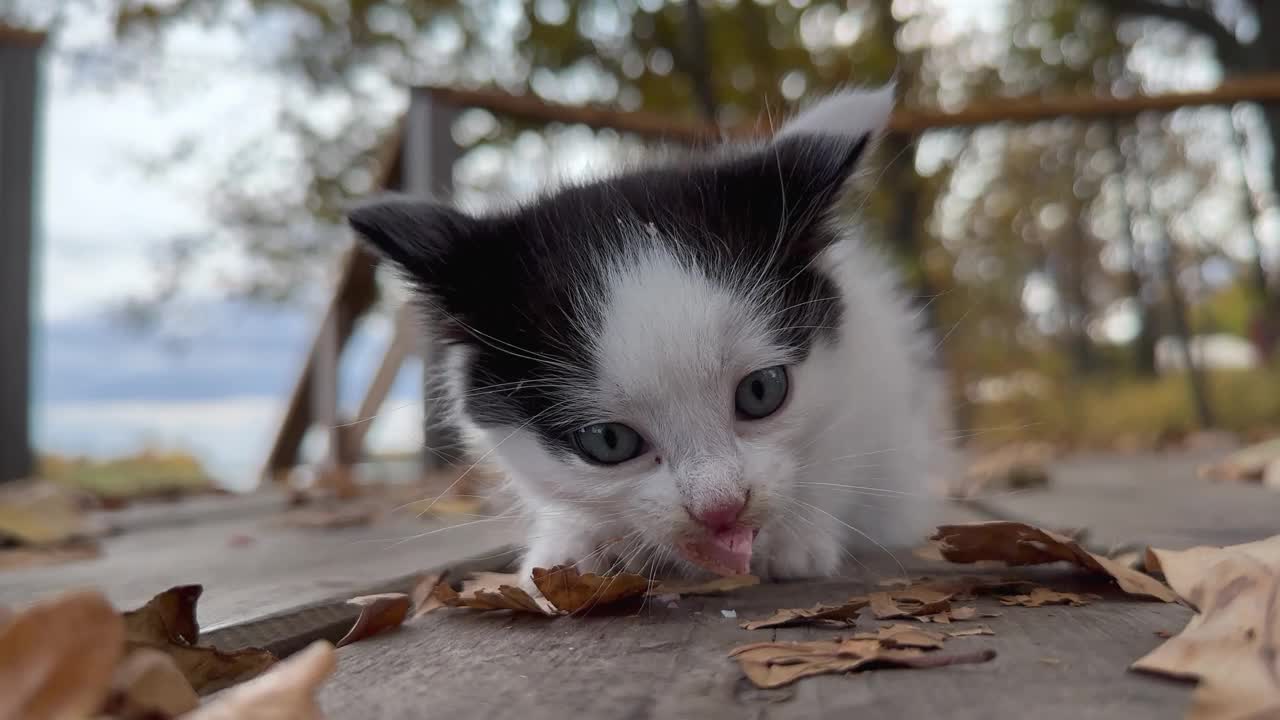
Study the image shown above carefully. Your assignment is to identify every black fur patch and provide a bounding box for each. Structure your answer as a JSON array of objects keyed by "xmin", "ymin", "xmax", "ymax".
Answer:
[{"xmin": 350, "ymin": 133, "xmax": 869, "ymax": 457}]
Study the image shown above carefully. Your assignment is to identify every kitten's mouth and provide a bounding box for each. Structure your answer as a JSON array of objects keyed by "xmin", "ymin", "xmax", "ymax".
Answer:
[{"xmin": 677, "ymin": 526, "xmax": 758, "ymax": 576}]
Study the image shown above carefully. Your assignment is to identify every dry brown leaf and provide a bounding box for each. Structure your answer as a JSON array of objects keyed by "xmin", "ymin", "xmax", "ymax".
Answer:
[
  {"xmin": 947, "ymin": 625, "xmax": 995, "ymax": 638},
  {"xmin": 184, "ymin": 640, "xmax": 336, "ymax": 720},
  {"xmin": 740, "ymin": 599, "xmax": 868, "ymax": 630},
  {"xmin": 336, "ymin": 594, "xmax": 411, "ymax": 648},
  {"xmin": 856, "ymin": 623, "xmax": 946, "ymax": 649},
  {"xmin": 434, "ymin": 574, "xmax": 557, "ymax": 615},
  {"xmin": 1134, "ymin": 535, "xmax": 1280, "ymax": 719},
  {"xmin": 729, "ymin": 638, "xmax": 996, "ymax": 689},
  {"xmin": 409, "ymin": 573, "xmax": 447, "ymax": 619},
  {"xmin": 650, "ymin": 575, "xmax": 759, "ymax": 596},
  {"xmin": 930, "ymin": 521, "xmax": 1177, "ymax": 602},
  {"xmin": 531, "ymin": 565, "xmax": 650, "ymax": 613},
  {"xmin": 865, "ymin": 588, "xmax": 954, "ymax": 620},
  {"xmin": 998, "ymin": 588, "xmax": 1098, "ymax": 607},
  {"xmin": 123, "ymin": 585, "xmax": 276, "ymax": 694},
  {"xmin": 124, "ymin": 584, "xmax": 203, "ymax": 646},
  {"xmin": 0, "ymin": 589, "xmax": 124, "ymax": 720},
  {"xmin": 0, "ymin": 479, "xmax": 100, "ymax": 546},
  {"xmin": 1197, "ymin": 437, "xmax": 1280, "ymax": 483},
  {"xmin": 103, "ymin": 647, "xmax": 200, "ymax": 719},
  {"xmin": 0, "ymin": 539, "xmax": 101, "ymax": 571}
]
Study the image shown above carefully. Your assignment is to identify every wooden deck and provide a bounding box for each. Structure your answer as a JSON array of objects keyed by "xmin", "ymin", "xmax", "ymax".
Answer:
[{"xmin": 3, "ymin": 448, "xmax": 1277, "ymax": 718}]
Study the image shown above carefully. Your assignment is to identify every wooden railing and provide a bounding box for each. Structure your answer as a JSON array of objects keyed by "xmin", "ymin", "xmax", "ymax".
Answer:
[{"xmin": 261, "ymin": 73, "xmax": 1280, "ymax": 490}]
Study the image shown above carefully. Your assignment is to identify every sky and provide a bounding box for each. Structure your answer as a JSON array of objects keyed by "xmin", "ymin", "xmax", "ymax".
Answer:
[{"xmin": 30, "ymin": 4, "xmax": 425, "ymax": 487}]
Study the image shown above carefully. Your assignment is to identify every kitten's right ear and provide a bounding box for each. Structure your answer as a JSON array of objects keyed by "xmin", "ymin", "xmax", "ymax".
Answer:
[{"xmin": 347, "ymin": 196, "xmax": 473, "ymax": 283}]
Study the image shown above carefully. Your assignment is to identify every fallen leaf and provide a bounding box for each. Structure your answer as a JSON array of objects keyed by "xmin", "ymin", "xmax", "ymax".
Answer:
[
  {"xmin": 124, "ymin": 584, "xmax": 203, "ymax": 646},
  {"xmin": 336, "ymin": 593, "xmax": 411, "ymax": 648},
  {"xmin": 184, "ymin": 640, "xmax": 336, "ymax": 720},
  {"xmin": 1041, "ymin": 657, "xmax": 1062, "ymax": 665},
  {"xmin": 1134, "ymin": 535, "xmax": 1280, "ymax": 719},
  {"xmin": 855, "ymin": 623, "xmax": 946, "ymax": 649},
  {"xmin": 0, "ymin": 479, "xmax": 99, "ymax": 545},
  {"xmin": 740, "ymin": 599, "xmax": 868, "ymax": 630},
  {"xmin": 947, "ymin": 625, "xmax": 995, "ymax": 638},
  {"xmin": 102, "ymin": 647, "xmax": 200, "ymax": 719},
  {"xmin": 866, "ymin": 589, "xmax": 954, "ymax": 620},
  {"xmin": 0, "ymin": 539, "xmax": 101, "ymax": 571},
  {"xmin": 531, "ymin": 565, "xmax": 650, "ymax": 613},
  {"xmin": 998, "ymin": 588, "xmax": 1098, "ymax": 607},
  {"xmin": 0, "ymin": 589, "xmax": 124, "ymax": 720},
  {"xmin": 1197, "ymin": 438, "xmax": 1280, "ymax": 483},
  {"xmin": 930, "ymin": 521, "xmax": 1177, "ymax": 602},
  {"xmin": 949, "ymin": 606, "xmax": 979, "ymax": 621},
  {"xmin": 651, "ymin": 575, "xmax": 759, "ymax": 596},
  {"xmin": 729, "ymin": 638, "xmax": 996, "ymax": 689},
  {"xmin": 123, "ymin": 585, "xmax": 277, "ymax": 694},
  {"xmin": 436, "ymin": 574, "xmax": 557, "ymax": 615},
  {"xmin": 410, "ymin": 573, "xmax": 447, "ymax": 619}
]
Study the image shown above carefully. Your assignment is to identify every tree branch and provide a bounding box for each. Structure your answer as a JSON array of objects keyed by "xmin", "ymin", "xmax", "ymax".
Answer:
[{"xmin": 1095, "ymin": 0, "xmax": 1249, "ymax": 68}]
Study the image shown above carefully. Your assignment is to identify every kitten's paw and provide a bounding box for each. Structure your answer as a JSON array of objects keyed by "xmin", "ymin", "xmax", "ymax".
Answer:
[
  {"xmin": 760, "ymin": 533, "xmax": 841, "ymax": 581},
  {"xmin": 517, "ymin": 533, "xmax": 606, "ymax": 587}
]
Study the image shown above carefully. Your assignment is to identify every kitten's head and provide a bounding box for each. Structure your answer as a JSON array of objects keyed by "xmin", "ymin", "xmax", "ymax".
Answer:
[{"xmin": 350, "ymin": 86, "xmax": 894, "ymax": 575}]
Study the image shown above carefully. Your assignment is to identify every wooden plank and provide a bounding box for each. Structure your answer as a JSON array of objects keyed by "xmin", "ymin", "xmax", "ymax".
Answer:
[
  {"xmin": 422, "ymin": 71, "xmax": 1280, "ymax": 145},
  {"xmin": 348, "ymin": 302, "xmax": 418, "ymax": 454},
  {"xmin": 971, "ymin": 449, "xmax": 1280, "ymax": 551},
  {"xmin": 319, "ymin": 553, "xmax": 1195, "ymax": 719},
  {"xmin": 0, "ymin": 502, "xmax": 520, "ymax": 631}
]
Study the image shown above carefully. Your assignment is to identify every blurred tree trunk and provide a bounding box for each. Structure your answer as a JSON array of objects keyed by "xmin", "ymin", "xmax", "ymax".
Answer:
[
  {"xmin": 1157, "ymin": 231, "xmax": 1216, "ymax": 428},
  {"xmin": 682, "ymin": 0, "xmax": 717, "ymax": 123},
  {"xmin": 1112, "ymin": 122, "xmax": 1158, "ymax": 377},
  {"xmin": 1063, "ymin": 205, "xmax": 1098, "ymax": 376}
]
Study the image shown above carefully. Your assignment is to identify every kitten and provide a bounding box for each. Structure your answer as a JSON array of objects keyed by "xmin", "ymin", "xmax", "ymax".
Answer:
[{"xmin": 350, "ymin": 84, "xmax": 952, "ymax": 582}]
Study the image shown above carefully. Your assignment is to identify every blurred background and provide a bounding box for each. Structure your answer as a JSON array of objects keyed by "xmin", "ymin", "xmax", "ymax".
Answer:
[{"xmin": 2, "ymin": 0, "xmax": 1279, "ymax": 497}]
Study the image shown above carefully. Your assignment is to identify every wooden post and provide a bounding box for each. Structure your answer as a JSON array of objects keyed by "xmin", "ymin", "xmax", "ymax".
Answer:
[
  {"xmin": 0, "ymin": 29, "xmax": 45, "ymax": 483},
  {"xmin": 403, "ymin": 90, "xmax": 465, "ymax": 472}
]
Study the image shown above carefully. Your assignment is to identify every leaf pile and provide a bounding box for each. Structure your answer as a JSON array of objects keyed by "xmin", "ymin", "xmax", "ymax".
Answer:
[
  {"xmin": 0, "ymin": 479, "xmax": 105, "ymax": 571},
  {"xmin": 414, "ymin": 566, "xmax": 762, "ymax": 617},
  {"xmin": 0, "ymin": 586, "xmax": 338, "ymax": 720},
  {"xmin": 930, "ymin": 521, "xmax": 1177, "ymax": 602},
  {"xmin": 1133, "ymin": 534, "xmax": 1280, "ymax": 719}
]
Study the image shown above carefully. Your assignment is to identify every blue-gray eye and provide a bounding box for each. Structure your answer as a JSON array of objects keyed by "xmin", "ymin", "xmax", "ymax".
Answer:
[
  {"xmin": 573, "ymin": 423, "xmax": 645, "ymax": 465},
  {"xmin": 735, "ymin": 366, "xmax": 789, "ymax": 419}
]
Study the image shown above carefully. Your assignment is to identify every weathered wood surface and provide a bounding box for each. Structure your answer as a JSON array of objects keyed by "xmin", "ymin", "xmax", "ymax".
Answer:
[
  {"xmin": 0, "ymin": 492, "xmax": 519, "ymax": 631},
  {"xmin": 972, "ymin": 448, "xmax": 1280, "ymax": 550},
  {"xmin": 317, "ymin": 565, "xmax": 1194, "ymax": 720}
]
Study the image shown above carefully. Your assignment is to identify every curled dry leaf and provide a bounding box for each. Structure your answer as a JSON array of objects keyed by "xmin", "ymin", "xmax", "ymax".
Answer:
[
  {"xmin": 0, "ymin": 589, "xmax": 124, "ymax": 720},
  {"xmin": 184, "ymin": 640, "xmax": 337, "ymax": 720},
  {"xmin": 1134, "ymin": 535, "xmax": 1280, "ymax": 720},
  {"xmin": 124, "ymin": 584, "xmax": 203, "ymax": 646},
  {"xmin": 740, "ymin": 599, "xmax": 868, "ymax": 630},
  {"xmin": 336, "ymin": 594, "xmax": 411, "ymax": 648},
  {"xmin": 124, "ymin": 584, "xmax": 277, "ymax": 694},
  {"xmin": 998, "ymin": 588, "xmax": 1099, "ymax": 607},
  {"xmin": 409, "ymin": 573, "xmax": 447, "ymax": 619},
  {"xmin": 650, "ymin": 575, "xmax": 759, "ymax": 597},
  {"xmin": 930, "ymin": 521, "xmax": 1177, "ymax": 602},
  {"xmin": 729, "ymin": 638, "xmax": 996, "ymax": 689},
  {"xmin": 103, "ymin": 647, "xmax": 200, "ymax": 719},
  {"xmin": 852, "ymin": 624, "xmax": 946, "ymax": 649},
  {"xmin": 434, "ymin": 574, "xmax": 557, "ymax": 615},
  {"xmin": 866, "ymin": 588, "xmax": 954, "ymax": 620},
  {"xmin": 531, "ymin": 565, "xmax": 651, "ymax": 613}
]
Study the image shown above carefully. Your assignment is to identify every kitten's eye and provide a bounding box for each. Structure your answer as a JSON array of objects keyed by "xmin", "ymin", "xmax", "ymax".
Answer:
[
  {"xmin": 573, "ymin": 423, "xmax": 646, "ymax": 465},
  {"xmin": 735, "ymin": 366, "xmax": 789, "ymax": 420}
]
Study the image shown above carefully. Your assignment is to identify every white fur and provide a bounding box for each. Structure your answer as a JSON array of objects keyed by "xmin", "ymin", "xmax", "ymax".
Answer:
[{"xmin": 448, "ymin": 85, "xmax": 951, "ymax": 581}]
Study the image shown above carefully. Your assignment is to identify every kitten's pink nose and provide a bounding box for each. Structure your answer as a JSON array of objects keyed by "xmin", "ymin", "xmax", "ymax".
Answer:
[{"xmin": 690, "ymin": 498, "xmax": 746, "ymax": 532}]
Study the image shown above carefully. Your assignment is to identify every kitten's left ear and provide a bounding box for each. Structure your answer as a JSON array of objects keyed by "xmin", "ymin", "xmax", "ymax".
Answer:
[
  {"xmin": 768, "ymin": 82, "xmax": 896, "ymax": 208},
  {"xmin": 347, "ymin": 195, "xmax": 475, "ymax": 285}
]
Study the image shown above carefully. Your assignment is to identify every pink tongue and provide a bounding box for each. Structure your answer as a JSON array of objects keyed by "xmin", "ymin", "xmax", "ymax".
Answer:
[{"xmin": 679, "ymin": 526, "xmax": 755, "ymax": 576}]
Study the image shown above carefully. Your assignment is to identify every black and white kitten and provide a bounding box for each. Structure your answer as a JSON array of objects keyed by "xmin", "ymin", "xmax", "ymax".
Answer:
[{"xmin": 350, "ymin": 85, "xmax": 952, "ymax": 582}]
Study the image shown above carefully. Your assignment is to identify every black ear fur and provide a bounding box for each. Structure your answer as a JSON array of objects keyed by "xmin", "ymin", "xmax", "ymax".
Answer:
[
  {"xmin": 347, "ymin": 195, "xmax": 473, "ymax": 282},
  {"xmin": 768, "ymin": 132, "xmax": 871, "ymax": 221}
]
